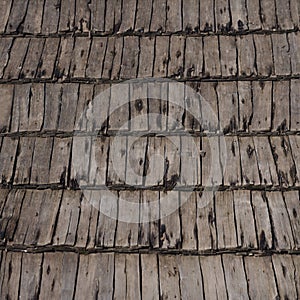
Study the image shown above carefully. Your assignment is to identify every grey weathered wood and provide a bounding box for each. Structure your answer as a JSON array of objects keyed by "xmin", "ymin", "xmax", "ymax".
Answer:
[
  {"xmin": 184, "ymin": 37, "xmax": 203, "ymax": 78},
  {"xmin": 275, "ymin": 0, "xmax": 294, "ymax": 29},
  {"xmin": 253, "ymin": 35, "xmax": 274, "ymax": 76},
  {"xmin": 290, "ymin": 79, "xmax": 300, "ymax": 130},
  {"xmin": 160, "ymin": 191, "xmax": 181, "ymax": 248},
  {"xmin": 86, "ymin": 37, "xmax": 107, "ymax": 78},
  {"xmin": 58, "ymin": 83, "xmax": 79, "ymax": 131},
  {"xmin": 215, "ymin": 191, "xmax": 237, "ymax": 249},
  {"xmin": 138, "ymin": 37, "xmax": 155, "ymax": 77},
  {"xmin": 20, "ymin": 38, "xmax": 44, "ymax": 79},
  {"xmin": 203, "ymin": 36, "xmax": 221, "ymax": 77},
  {"xmin": 150, "ymin": 0, "xmax": 166, "ymax": 31},
  {"xmin": 178, "ymin": 255, "xmax": 204, "ymax": 299},
  {"xmin": 120, "ymin": 36, "xmax": 139, "ymax": 79},
  {"xmin": 233, "ymin": 190, "xmax": 257, "ymax": 248},
  {"xmin": 53, "ymin": 190, "xmax": 81, "ymax": 245},
  {"xmin": 289, "ymin": 32, "xmax": 300, "ymax": 74},
  {"xmin": 0, "ymin": 189, "xmax": 9, "ymax": 216},
  {"xmin": 272, "ymin": 81, "xmax": 290, "ymax": 131},
  {"xmin": 153, "ymin": 36, "xmax": 169, "ymax": 77},
  {"xmin": 37, "ymin": 38, "xmax": 60, "ymax": 79},
  {"xmin": 114, "ymin": 254, "xmax": 141, "ymax": 300},
  {"xmin": 58, "ymin": 0, "xmax": 75, "ymax": 31},
  {"xmin": 0, "ymin": 252, "xmax": 22, "ymax": 300},
  {"xmin": 168, "ymin": 35, "xmax": 185, "ymax": 78},
  {"xmin": 141, "ymin": 254, "xmax": 159, "ymax": 300},
  {"xmin": 196, "ymin": 191, "xmax": 217, "ymax": 250},
  {"xmin": 247, "ymin": 0, "xmax": 261, "ymax": 29},
  {"xmin": 0, "ymin": 137, "xmax": 18, "ymax": 184},
  {"xmin": 215, "ymin": 0, "xmax": 231, "ymax": 31},
  {"xmin": 0, "ymin": 85, "xmax": 13, "ymax": 132},
  {"xmin": 19, "ymin": 253, "xmax": 42, "ymax": 299},
  {"xmin": 159, "ymin": 255, "xmax": 181, "ymax": 298},
  {"xmin": 90, "ymin": 0, "xmax": 105, "ymax": 32},
  {"xmin": 230, "ymin": 0, "xmax": 248, "ymax": 30},
  {"xmin": 115, "ymin": 190, "xmax": 140, "ymax": 247},
  {"xmin": 14, "ymin": 137, "xmax": 35, "ymax": 185},
  {"xmin": 250, "ymin": 81, "xmax": 272, "ymax": 131},
  {"xmin": 27, "ymin": 84, "xmax": 44, "ymax": 132},
  {"xmin": 165, "ymin": 136, "xmax": 181, "ymax": 185},
  {"xmin": 180, "ymin": 192, "xmax": 197, "ymax": 249},
  {"xmin": 23, "ymin": 0, "xmax": 44, "ymax": 34},
  {"xmin": 135, "ymin": 0, "xmax": 152, "ymax": 32},
  {"xmin": 40, "ymin": 252, "xmax": 78, "ymax": 299},
  {"xmin": 290, "ymin": 0, "xmax": 300, "ymax": 28},
  {"xmin": 284, "ymin": 191, "xmax": 300, "ymax": 248},
  {"xmin": 119, "ymin": 0, "xmax": 136, "ymax": 32},
  {"xmin": 104, "ymin": 0, "xmax": 122, "ymax": 33},
  {"xmin": 75, "ymin": 253, "xmax": 114, "ymax": 299},
  {"xmin": 168, "ymin": 83, "xmax": 184, "ymax": 130},
  {"xmin": 272, "ymin": 254, "xmax": 298, "ymax": 299},
  {"xmin": 200, "ymin": 255, "xmax": 227, "ymax": 299},
  {"xmin": 237, "ymin": 35, "xmax": 256, "ymax": 76},
  {"xmin": 217, "ymin": 82, "xmax": 238, "ymax": 133},
  {"xmin": 238, "ymin": 81, "xmax": 252, "ymax": 131},
  {"xmin": 182, "ymin": 0, "xmax": 199, "ymax": 31},
  {"xmin": 270, "ymin": 136, "xmax": 298, "ymax": 186},
  {"xmin": 219, "ymin": 35, "xmax": 237, "ymax": 77},
  {"xmin": 272, "ymin": 34, "xmax": 291, "ymax": 75},
  {"xmin": 42, "ymin": 0, "xmax": 60, "ymax": 34},
  {"xmin": 201, "ymin": 136, "xmax": 222, "ymax": 186},
  {"xmin": 199, "ymin": 0, "xmax": 215, "ymax": 31},
  {"xmin": 244, "ymin": 256, "xmax": 278, "ymax": 299},
  {"xmin": 289, "ymin": 135, "xmax": 300, "ymax": 186},
  {"xmin": 267, "ymin": 191, "xmax": 295, "ymax": 249},
  {"xmin": 55, "ymin": 37, "xmax": 75, "ymax": 79},
  {"xmin": 222, "ymin": 254, "xmax": 249, "ymax": 300},
  {"xmin": 260, "ymin": 0, "xmax": 277, "ymax": 29},
  {"xmin": 0, "ymin": 38, "xmax": 13, "ymax": 78},
  {"xmin": 6, "ymin": 0, "xmax": 29, "ymax": 33},
  {"xmin": 0, "ymin": 0, "xmax": 12, "ymax": 33},
  {"xmin": 239, "ymin": 136, "xmax": 260, "ymax": 185},
  {"xmin": 4, "ymin": 38, "xmax": 30, "ymax": 79},
  {"xmin": 253, "ymin": 136, "xmax": 278, "ymax": 185},
  {"xmin": 166, "ymin": 0, "xmax": 182, "ymax": 32},
  {"xmin": 75, "ymin": 0, "xmax": 91, "ymax": 32},
  {"xmin": 251, "ymin": 191, "xmax": 273, "ymax": 249},
  {"xmin": 70, "ymin": 37, "xmax": 91, "ymax": 78},
  {"xmin": 102, "ymin": 37, "xmax": 118, "ymax": 79},
  {"xmin": 30, "ymin": 137, "xmax": 53, "ymax": 184}
]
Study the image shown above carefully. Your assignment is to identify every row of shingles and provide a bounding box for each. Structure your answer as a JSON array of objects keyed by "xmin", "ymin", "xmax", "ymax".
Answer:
[
  {"xmin": 1, "ymin": 32, "xmax": 300, "ymax": 82},
  {"xmin": 0, "ymin": 131, "xmax": 299, "ymax": 188},
  {"xmin": 0, "ymin": 79, "xmax": 299, "ymax": 136},
  {"xmin": 0, "ymin": 133, "xmax": 296, "ymax": 188},
  {"xmin": 0, "ymin": 250, "xmax": 300, "ymax": 299},
  {"xmin": 1, "ymin": 0, "xmax": 300, "ymax": 35},
  {"xmin": 1, "ymin": 188, "xmax": 299, "ymax": 251}
]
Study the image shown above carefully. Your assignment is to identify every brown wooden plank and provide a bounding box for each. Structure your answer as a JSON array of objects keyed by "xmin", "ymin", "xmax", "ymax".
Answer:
[
  {"xmin": 166, "ymin": 0, "xmax": 182, "ymax": 32},
  {"xmin": 260, "ymin": 0, "xmax": 277, "ymax": 29},
  {"xmin": 290, "ymin": 0, "xmax": 300, "ymax": 28},
  {"xmin": 135, "ymin": 0, "xmax": 152, "ymax": 32},
  {"xmin": 182, "ymin": 0, "xmax": 199, "ymax": 32},
  {"xmin": 200, "ymin": 255, "xmax": 227, "ymax": 299},
  {"xmin": 289, "ymin": 135, "xmax": 300, "ymax": 186},
  {"xmin": 238, "ymin": 81, "xmax": 252, "ymax": 131},
  {"xmin": 41, "ymin": 0, "xmax": 60, "ymax": 34},
  {"xmin": 168, "ymin": 35, "xmax": 185, "ymax": 78},
  {"xmin": 203, "ymin": 36, "xmax": 221, "ymax": 77},
  {"xmin": 222, "ymin": 254, "xmax": 249, "ymax": 299},
  {"xmin": 75, "ymin": 0, "xmax": 91, "ymax": 32},
  {"xmin": 104, "ymin": 0, "xmax": 122, "ymax": 33},
  {"xmin": 253, "ymin": 136, "xmax": 278, "ymax": 185},
  {"xmin": 288, "ymin": 32, "xmax": 300, "ymax": 74},
  {"xmin": 153, "ymin": 36, "xmax": 169, "ymax": 77},
  {"xmin": 247, "ymin": 0, "xmax": 261, "ymax": 29},
  {"xmin": 0, "ymin": 137, "xmax": 18, "ymax": 184},
  {"xmin": 239, "ymin": 136, "xmax": 260, "ymax": 185},
  {"xmin": 291, "ymin": 79, "xmax": 300, "ymax": 130},
  {"xmin": 219, "ymin": 35, "xmax": 237, "ymax": 77},
  {"xmin": 90, "ymin": 0, "xmax": 105, "ymax": 32},
  {"xmin": 86, "ymin": 37, "xmax": 107, "ymax": 78},
  {"xmin": 23, "ymin": 0, "xmax": 44, "ymax": 34},
  {"xmin": 253, "ymin": 35, "xmax": 274, "ymax": 76},
  {"xmin": 272, "ymin": 33, "xmax": 291, "ymax": 75},
  {"xmin": 237, "ymin": 35, "xmax": 256, "ymax": 76},
  {"xmin": 150, "ymin": 0, "xmax": 166, "ymax": 32},
  {"xmin": 40, "ymin": 252, "xmax": 78, "ymax": 299},
  {"xmin": 120, "ymin": 36, "xmax": 139, "ymax": 79},
  {"xmin": 138, "ymin": 37, "xmax": 155, "ymax": 77},
  {"xmin": 53, "ymin": 190, "xmax": 81, "ymax": 245},
  {"xmin": 4, "ymin": 38, "xmax": 30, "ymax": 80},
  {"xmin": 233, "ymin": 190, "xmax": 257, "ymax": 248},
  {"xmin": 0, "ymin": 189, "xmax": 9, "ymax": 216},
  {"xmin": 0, "ymin": 38, "xmax": 13, "ymax": 78},
  {"xmin": 102, "ymin": 37, "xmax": 118, "ymax": 79},
  {"xmin": 230, "ymin": 0, "xmax": 248, "ymax": 30},
  {"xmin": 6, "ymin": 0, "xmax": 29, "ymax": 33},
  {"xmin": 119, "ymin": 0, "xmax": 136, "ymax": 32},
  {"xmin": 37, "ymin": 38, "xmax": 60, "ymax": 79},
  {"xmin": 184, "ymin": 37, "xmax": 203, "ymax": 78},
  {"xmin": 58, "ymin": 0, "xmax": 75, "ymax": 31},
  {"xmin": 27, "ymin": 84, "xmax": 44, "ymax": 132},
  {"xmin": 275, "ymin": 0, "xmax": 294, "ymax": 29},
  {"xmin": 160, "ymin": 191, "xmax": 181, "ymax": 248},
  {"xmin": 0, "ymin": 84, "xmax": 13, "ymax": 133},
  {"xmin": 272, "ymin": 254, "xmax": 298, "ymax": 299},
  {"xmin": 250, "ymin": 81, "xmax": 272, "ymax": 131},
  {"xmin": 115, "ymin": 190, "xmax": 140, "ymax": 247},
  {"xmin": 244, "ymin": 256, "xmax": 278, "ymax": 298},
  {"xmin": 159, "ymin": 255, "xmax": 181, "ymax": 299},
  {"xmin": 251, "ymin": 191, "xmax": 273, "ymax": 249},
  {"xmin": 168, "ymin": 83, "xmax": 185, "ymax": 130},
  {"xmin": 267, "ymin": 191, "xmax": 295, "ymax": 249},
  {"xmin": 199, "ymin": 0, "xmax": 214, "ymax": 31},
  {"xmin": 270, "ymin": 136, "xmax": 298, "ymax": 186},
  {"xmin": 141, "ymin": 254, "xmax": 159, "ymax": 299},
  {"xmin": 215, "ymin": 0, "xmax": 231, "ymax": 31},
  {"xmin": 0, "ymin": 0, "xmax": 12, "ymax": 33}
]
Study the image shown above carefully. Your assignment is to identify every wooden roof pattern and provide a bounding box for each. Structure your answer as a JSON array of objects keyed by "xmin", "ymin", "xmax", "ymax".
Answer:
[{"xmin": 0, "ymin": 0, "xmax": 300, "ymax": 299}]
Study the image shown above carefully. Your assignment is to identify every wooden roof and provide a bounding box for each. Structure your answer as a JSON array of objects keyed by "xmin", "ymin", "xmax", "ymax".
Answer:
[{"xmin": 0, "ymin": 0, "xmax": 300, "ymax": 299}]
